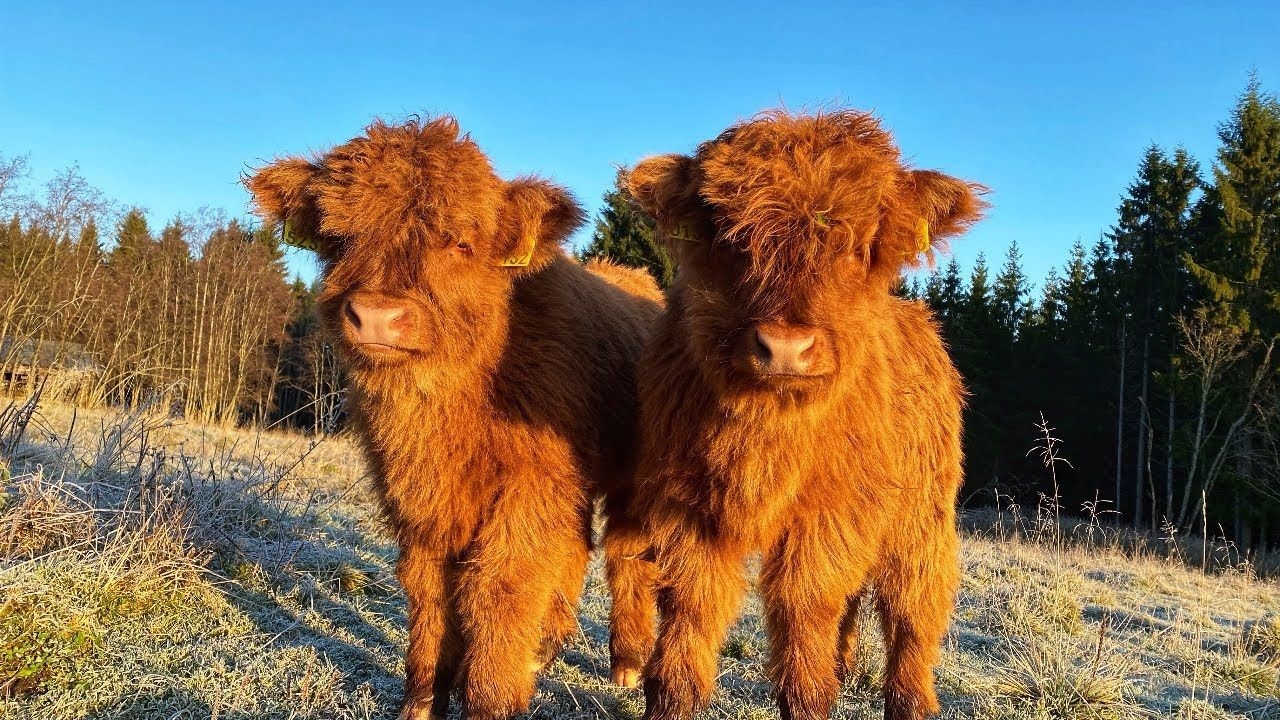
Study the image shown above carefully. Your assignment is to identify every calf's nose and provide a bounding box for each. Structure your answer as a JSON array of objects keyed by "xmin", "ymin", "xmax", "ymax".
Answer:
[
  {"xmin": 345, "ymin": 300, "xmax": 407, "ymax": 346},
  {"xmin": 753, "ymin": 325, "xmax": 817, "ymax": 375}
]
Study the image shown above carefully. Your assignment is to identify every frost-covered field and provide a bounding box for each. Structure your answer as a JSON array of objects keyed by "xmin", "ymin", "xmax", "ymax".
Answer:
[{"xmin": 2, "ymin": 399, "xmax": 1278, "ymax": 720}]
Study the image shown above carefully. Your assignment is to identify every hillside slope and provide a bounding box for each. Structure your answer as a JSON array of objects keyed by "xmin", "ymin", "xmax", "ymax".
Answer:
[{"xmin": 1, "ymin": 401, "xmax": 1278, "ymax": 720}]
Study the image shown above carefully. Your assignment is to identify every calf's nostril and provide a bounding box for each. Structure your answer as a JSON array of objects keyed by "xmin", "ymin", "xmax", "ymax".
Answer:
[
  {"xmin": 753, "ymin": 327, "xmax": 819, "ymax": 373},
  {"xmin": 344, "ymin": 300, "xmax": 362, "ymax": 329},
  {"xmin": 754, "ymin": 330, "xmax": 774, "ymax": 362},
  {"xmin": 345, "ymin": 301, "xmax": 410, "ymax": 345}
]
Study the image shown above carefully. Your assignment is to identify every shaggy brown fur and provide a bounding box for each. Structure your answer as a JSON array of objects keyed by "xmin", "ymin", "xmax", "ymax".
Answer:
[
  {"xmin": 245, "ymin": 117, "xmax": 662, "ymax": 720},
  {"xmin": 625, "ymin": 109, "xmax": 986, "ymax": 720}
]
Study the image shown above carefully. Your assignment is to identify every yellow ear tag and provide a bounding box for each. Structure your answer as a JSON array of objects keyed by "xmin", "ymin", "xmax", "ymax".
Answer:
[
  {"xmin": 669, "ymin": 223, "xmax": 699, "ymax": 243},
  {"xmin": 498, "ymin": 234, "xmax": 536, "ymax": 267},
  {"xmin": 916, "ymin": 219, "xmax": 931, "ymax": 253},
  {"xmin": 282, "ymin": 220, "xmax": 323, "ymax": 252}
]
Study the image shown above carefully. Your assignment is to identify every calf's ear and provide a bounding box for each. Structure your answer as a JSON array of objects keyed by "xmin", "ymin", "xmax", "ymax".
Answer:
[
  {"xmin": 870, "ymin": 169, "xmax": 986, "ymax": 284},
  {"xmin": 907, "ymin": 170, "xmax": 987, "ymax": 243},
  {"xmin": 243, "ymin": 158, "xmax": 332, "ymax": 256},
  {"xmin": 498, "ymin": 178, "xmax": 585, "ymax": 270},
  {"xmin": 625, "ymin": 154, "xmax": 696, "ymax": 217},
  {"xmin": 624, "ymin": 154, "xmax": 708, "ymax": 248}
]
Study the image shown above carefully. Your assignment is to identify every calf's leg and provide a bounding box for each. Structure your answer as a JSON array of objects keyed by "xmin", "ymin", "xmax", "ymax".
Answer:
[
  {"xmin": 537, "ymin": 520, "xmax": 591, "ymax": 670},
  {"xmin": 876, "ymin": 522, "xmax": 960, "ymax": 720},
  {"xmin": 603, "ymin": 510, "xmax": 657, "ymax": 688},
  {"xmin": 456, "ymin": 489, "xmax": 586, "ymax": 720},
  {"xmin": 642, "ymin": 531, "xmax": 748, "ymax": 720},
  {"xmin": 836, "ymin": 590, "xmax": 868, "ymax": 685},
  {"xmin": 761, "ymin": 520, "xmax": 868, "ymax": 720},
  {"xmin": 397, "ymin": 538, "xmax": 462, "ymax": 720}
]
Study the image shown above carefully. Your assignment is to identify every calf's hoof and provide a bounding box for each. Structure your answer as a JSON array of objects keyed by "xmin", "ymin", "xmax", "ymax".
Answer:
[
  {"xmin": 398, "ymin": 695, "xmax": 441, "ymax": 720},
  {"xmin": 884, "ymin": 689, "xmax": 937, "ymax": 720},
  {"xmin": 611, "ymin": 663, "xmax": 642, "ymax": 689},
  {"xmin": 463, "ymin": 702, "xmax": 527, "ymax": 720},
  {"xmin": 642, "ymin": 677, "xmax": 701, "ymax": 720}
]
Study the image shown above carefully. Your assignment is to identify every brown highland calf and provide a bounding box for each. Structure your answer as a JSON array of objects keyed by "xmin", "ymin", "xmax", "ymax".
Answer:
[
  {"xmin": 245, "ymin": 117, "xmax": 662, "ymax": 720},
  {"xmin": 625, "ymin": 109, "xmax": 985, "ymax": 720}
]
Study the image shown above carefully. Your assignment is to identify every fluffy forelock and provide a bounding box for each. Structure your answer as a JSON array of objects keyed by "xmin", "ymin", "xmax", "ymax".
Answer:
[
  {"xmin": 695, "ymin": 110, "xmax": 904, "ymax": 281},
  {"xmin": 312, "ymin": 117, "xmax": 504, "ymax": 249}
]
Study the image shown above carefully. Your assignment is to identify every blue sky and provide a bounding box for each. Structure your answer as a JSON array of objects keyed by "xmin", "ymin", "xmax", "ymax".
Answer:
[{"xmin": 2, "ymin": 1, "xmax": 1277, "ymax": 288}]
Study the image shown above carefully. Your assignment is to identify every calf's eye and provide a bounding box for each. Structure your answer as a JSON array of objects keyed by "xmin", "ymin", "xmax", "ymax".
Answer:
[{"xmin": 455, "ymin": 241, "xmax": 474, "ymax": 256}]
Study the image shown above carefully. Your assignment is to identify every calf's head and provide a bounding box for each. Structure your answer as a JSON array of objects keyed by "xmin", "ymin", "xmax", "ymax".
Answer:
[
  {"xmin": 627, "ymin": 110, "xmax": 984, "ymax": 401},
  {"xmin": 246, "ymin": 118, "xmax": 583, "ymax": 377}
]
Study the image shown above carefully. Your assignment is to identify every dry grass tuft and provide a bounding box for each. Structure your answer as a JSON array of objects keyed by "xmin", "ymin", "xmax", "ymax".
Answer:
[
  {"xmin": 974, "ymin": 565, "xmax": 1085, "ymax": 639},
  {"xmin": 976, "ymin": 637, "xmax": 1144, "ymax": 720},
  {"xmin": 1244, "ymin": 612, "xmax": 1280, "ymax": 662}
]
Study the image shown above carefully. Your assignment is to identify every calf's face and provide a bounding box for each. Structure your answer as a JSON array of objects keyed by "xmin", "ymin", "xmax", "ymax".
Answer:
[
  {"xmin": 246, "ymin": 118, "xmax": 581, "ymax": 374},
  {"xmin": 628, "ymin": 110, "xmax": 984, "ymax": 401}
]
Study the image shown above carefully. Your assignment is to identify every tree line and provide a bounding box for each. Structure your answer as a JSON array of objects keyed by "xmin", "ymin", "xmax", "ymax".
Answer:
[
  {"xmin": 583, "ymin": 78, "xmax": 1280, "ymax": 554},
  {"xmin": 4, "ymin": 79, "xmax": 1279, "ymax": 551},
  {"xmin": 0, "ymin": 157, "xmax": 340, "ymax": 431}
]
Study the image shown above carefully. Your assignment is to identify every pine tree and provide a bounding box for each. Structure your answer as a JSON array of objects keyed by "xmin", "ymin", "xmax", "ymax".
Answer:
[
  {"xmin": 1036, "ymin": 267, "xmax": 1063, "ymax": 331},
  {"xmin": 923, "ymin": 267, "xmax": 945, "ymax": 309},
  {"xmin": 580, "ymin": 176, "xmax": 675, "ymax": 286},
  {"xmin": 1182, "ymin": 76, "xmax": 1280, "ymax": 545},
  {"xmin": 111, "ymin": 208, "xmax": 153, "ymax": 261},
  {"xmin": 1108, "ymin": 144, "xmax": 1201, "ymax": 527},
  {"xmin": 965, "ymin": 252, "xmax": 993, "ymax": 339},
  {"xmin": 1185, "ymin": 77, "xmax": 1280, "ymax": 338},
  {"xmin": 993, "ymin": 241, "xmax": 1031, "ymax": 339}
]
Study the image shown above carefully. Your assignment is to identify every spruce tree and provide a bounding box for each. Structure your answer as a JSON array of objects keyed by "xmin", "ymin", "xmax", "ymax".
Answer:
[
  {"xmin": 1037, "ymin": 267, "xmax": 1063, "ymax": 331},
  {"xmin": 1108, "ymin": 144, "xmax": 1201, "ymax": 526},
  {"xmin": 993, "ymin": 241, "xmax": 1031, "ymax": 339},
  {"xmin": 1060, "ymin": 241, "xmax": 1092, "ymax": 342},
  {"xmin": 1088, "ymin": 236, "xmax": 1119, "ymax": 342},
  {"xmin": 923, "ymin": 267, "xmax": 945, "ymax": 310},
  {"xmin": 937, "ymin": 257, "xmax": 965, "ymax": 341},
  {"xmin": 158, "ymin": 219, "xmax": 190, "ymax": 258},
  {"xmin": 1185, "ymin": 77, "xmax": 1280, "ymax": 338},
  {"xmin": 253, "ymin": 221, "xmax": 286, "ymax": 266},
  {"xmin": 1182, "ymin": 76, "xmax": 1280, "ymax": 545},
  {"xmin": 957, "ymin": 252, "xmax": 1001, "ymax": 483},
  {"xmin": 965, "ymin": 252, "xmax": 993, "ymax": 339},
  {"xmin": 899, "ymin": 274, "xmax": 923, "ymax": 300},
  {"xmin": 580, "ymin": 176, "xmax": 675, "ymax": 286},
  {"xmin": 111, "ymin": 208, "xmax": 153, "ymax": 261},
  {"xmin": 75, "ymin": 219, "xmax": 103, "ymax": 267}
]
